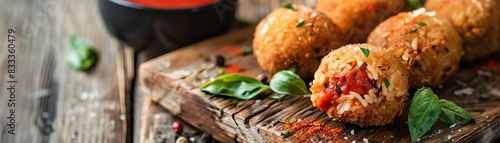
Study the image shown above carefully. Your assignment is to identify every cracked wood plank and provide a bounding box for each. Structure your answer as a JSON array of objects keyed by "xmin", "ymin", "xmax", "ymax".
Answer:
[{"xmin": 139, "ymin": 27, "xmax": 500, "ymax": 142}]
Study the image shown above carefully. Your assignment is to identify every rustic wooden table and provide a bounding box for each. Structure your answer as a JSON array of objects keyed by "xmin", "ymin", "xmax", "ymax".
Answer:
[
  {"xmin": 1, "ymin": 0, "xmax": 133, "ymax": 142},
  {"xmin": 0, "ymin": 0, "xmax": 314, "ymax": 143}
]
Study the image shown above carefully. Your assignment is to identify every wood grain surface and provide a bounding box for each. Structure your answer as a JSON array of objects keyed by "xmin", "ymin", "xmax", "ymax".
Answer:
[
  {"xmin": 0, "ymin": 0, "xmax": 130, "ymax": 142},
  {"xmin": 139, "ymin": 27, "xmax": 500, "ymax": 142}
]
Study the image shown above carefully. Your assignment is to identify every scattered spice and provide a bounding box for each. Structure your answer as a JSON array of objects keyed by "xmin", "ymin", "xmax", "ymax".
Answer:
[
  {"xmin": 223, "ymin": 45, "xmax": 244, "ymax": 55},
  {"xmin": 215, "ymin": 55, "xmax": 225, "ymax": 67},
  {"xmin": 282, "ymin": 120, "xmax": 344, "ymax": 142},
  {"xmin": 225, "ymin": 65, "xmax": 241, "ymax": 73},
  {"xmin": 172, "ymin": 120, "xmax": 184, "ymax": 135}
]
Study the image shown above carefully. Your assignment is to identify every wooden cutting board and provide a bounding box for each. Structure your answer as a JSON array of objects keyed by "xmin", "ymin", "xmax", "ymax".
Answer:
[{"xmin": 139, "ymin": 27, "xmax": 500, "ymax": 142}]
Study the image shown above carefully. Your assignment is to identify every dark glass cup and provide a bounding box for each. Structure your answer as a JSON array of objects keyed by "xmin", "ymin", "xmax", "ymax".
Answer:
[{"xmin": 98, "ymin": 0, "xmax": 237, "ymax": 51}]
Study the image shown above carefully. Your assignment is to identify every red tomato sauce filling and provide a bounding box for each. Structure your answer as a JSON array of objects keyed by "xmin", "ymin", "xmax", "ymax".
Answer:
[{"xmin": 316, "ymin": 70, "xmax": 375, "ymax": 111}]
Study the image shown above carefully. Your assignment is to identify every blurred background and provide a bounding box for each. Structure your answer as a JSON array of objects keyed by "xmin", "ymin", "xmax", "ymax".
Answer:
[{"xmin": 0, "ymin": 0, "xmax": 315, "ymax": 143}]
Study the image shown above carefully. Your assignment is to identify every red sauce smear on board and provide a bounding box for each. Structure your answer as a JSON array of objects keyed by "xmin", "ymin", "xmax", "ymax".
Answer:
[
  {"xmin": 316, "ymin": 70, "xmax": 375, "ymax": 111},
  {"xmin": 128, "ymin": 0, "xmax": 218, "ymax": 8},
  {"xmin": 225, "ymin": 65, "xmax": 240, "ymax": 73}
]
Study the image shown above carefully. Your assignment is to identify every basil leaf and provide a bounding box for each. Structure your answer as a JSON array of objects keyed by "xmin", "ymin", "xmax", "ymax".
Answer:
[
  {"xmin": 66, "ymin": 35, "xmax": 98, "ymax": 71},
  {"xmin": 270, "ymin": 70, "xmax": 310, "ymax": 95},
  {"xmin": 439, "ymin": 99, "xmax": 472, "ymax": 125},
  {"xmin": 200, "ymin": 74, "xmax": 270, "ymax": 100},
  {"xmin": 408, "ymin": 87, "xmax": 440, "ymax": 143}
]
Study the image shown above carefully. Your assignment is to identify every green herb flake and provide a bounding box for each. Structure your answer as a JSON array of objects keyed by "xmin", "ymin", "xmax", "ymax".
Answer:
[
  {"xmin": 409, "ymin": 28, "xmax": 418, "ymax": 34},
  {"xmin": 279, "ymin": 119, "xmax": 285, "ymax": 123},
  {"xmin": 383, "ymin": 78, "xmax": 390, "ymax": 88},
  {"xmin": 270, "ymin": 70, "xmax": 310, "ymax": 95},
  {"xmin": 315, "ymin": 135, "xmax": 321, "ymax": 141},
  {"xmin": 242, "ymin": 47, "xmax": 253, "ymax": 55},
  {"xmin": 415, "ymin": 22, "xmax": 427, "ymax": 27},
  {"xmin": 439, "ymin": 99, "xmax": 473, "ymax": 125},
  {"xmin": 269, "ymin": 95, "xmax": 282, "ymax": 100},
  {"xmin": 200, "ymin": 74, "xmax": 271, "ymax": 100},
  {"xmin": 281, "ymin": 130, "xmax": 290, "ymax": 136},
  {"xmin": 290, "ymin": 63, "xmax": 298, "ymax": 73},
  {"xmin": 66, "ymin": 35, "xmax": 99, "ymax": 71},
  {"xmin": 233, "ymin": 99, "xmax": 240, "ymax": 105},
  {"xmin": 289, "ymin": 118, "xmax": 297, "ymax": 123},
  {"xmin": 360, "ymin": 47, "xmax": 370, "ymax": 58},
  {"xmin": 281, "ymin": 3, "xmax": 294, "ymax": 10},
  {"xmin": 472, "ymin": 108, "xmax": 485, "ymax": 113},
  {"xmin": 217, "ymin": 67, "xmax": 224, "ymax": 75},
  {"xmin": 408, "ymin": 0, "xmax": 425, "ymax": 10},
  {"xmin": 408, "ymin": 87, "xmax": 441, "ymax": 143},
  {"xmin": 335, "ymin": 84, "xmax": 341, "ymax": 94},
  {"xmin": 296, "ymin": 19, "xmax": 305, "ymax": 28},
  {"xmin": 313, "ymin": 123, "xmax": 322, "ymax": 126}
]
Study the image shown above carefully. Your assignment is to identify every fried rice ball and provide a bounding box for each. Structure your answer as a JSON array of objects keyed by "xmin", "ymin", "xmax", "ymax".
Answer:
[
  {"xmin": 425, "ymin": 0, "xmax": 500, "ymax": 61},
  {"xmin": 310, "ymin": 44, "xmax": 409, "ymax": 126},
  {"xmin": 253, "ymin": 4, "xmax": 343, "ymax": 80},
  {"xmin": 368, "ymin": 9, "xmax": 463, "ymax": 88},
  {"xmin": 316, "ymin": 0, "xmax": 408, "ymax": 44}
]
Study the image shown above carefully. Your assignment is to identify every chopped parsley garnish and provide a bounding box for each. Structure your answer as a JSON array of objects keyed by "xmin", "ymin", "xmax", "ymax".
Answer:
[
  {"xmin": 281, "ymin": 130, "xmax": 290, "ymax": 136},
  {"xmin": 415, "ymin": 22, "xmax": 427, "ymax": 27},
  {"xmin": 296, "ymin": 19, "xmax": 305, "ymax": 27},
  {"xmin": 383, "ymin": 78, "xmax": 390, "ymax": 88},
  {"xmin": 289, "ymin": 118, "xmax": 297, "ymax": 123},
  {"xmin": 360, "ymin": 47, "xmax": 370, "ymax": 58},
  {"xmin": 409, "ymin": 28, "xmax": 418, "ymax": 34},
  {"xmin": 233, "ymin": 99, "xmax": 239, "ymax": 105},
  {"xmin": 217, "ymin": 67, "xmax": 224, "ymax": 75},
  {"xmin": 281, "ymin": 3, "xmax": 294, "ymax": 10},
  {"xmin": 335, "ymin": 84, "xmax": 341, "ymax": 94},
  {"xmin": 315, "ymin": 135, "xmax": 321, "ymax": 141}
]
